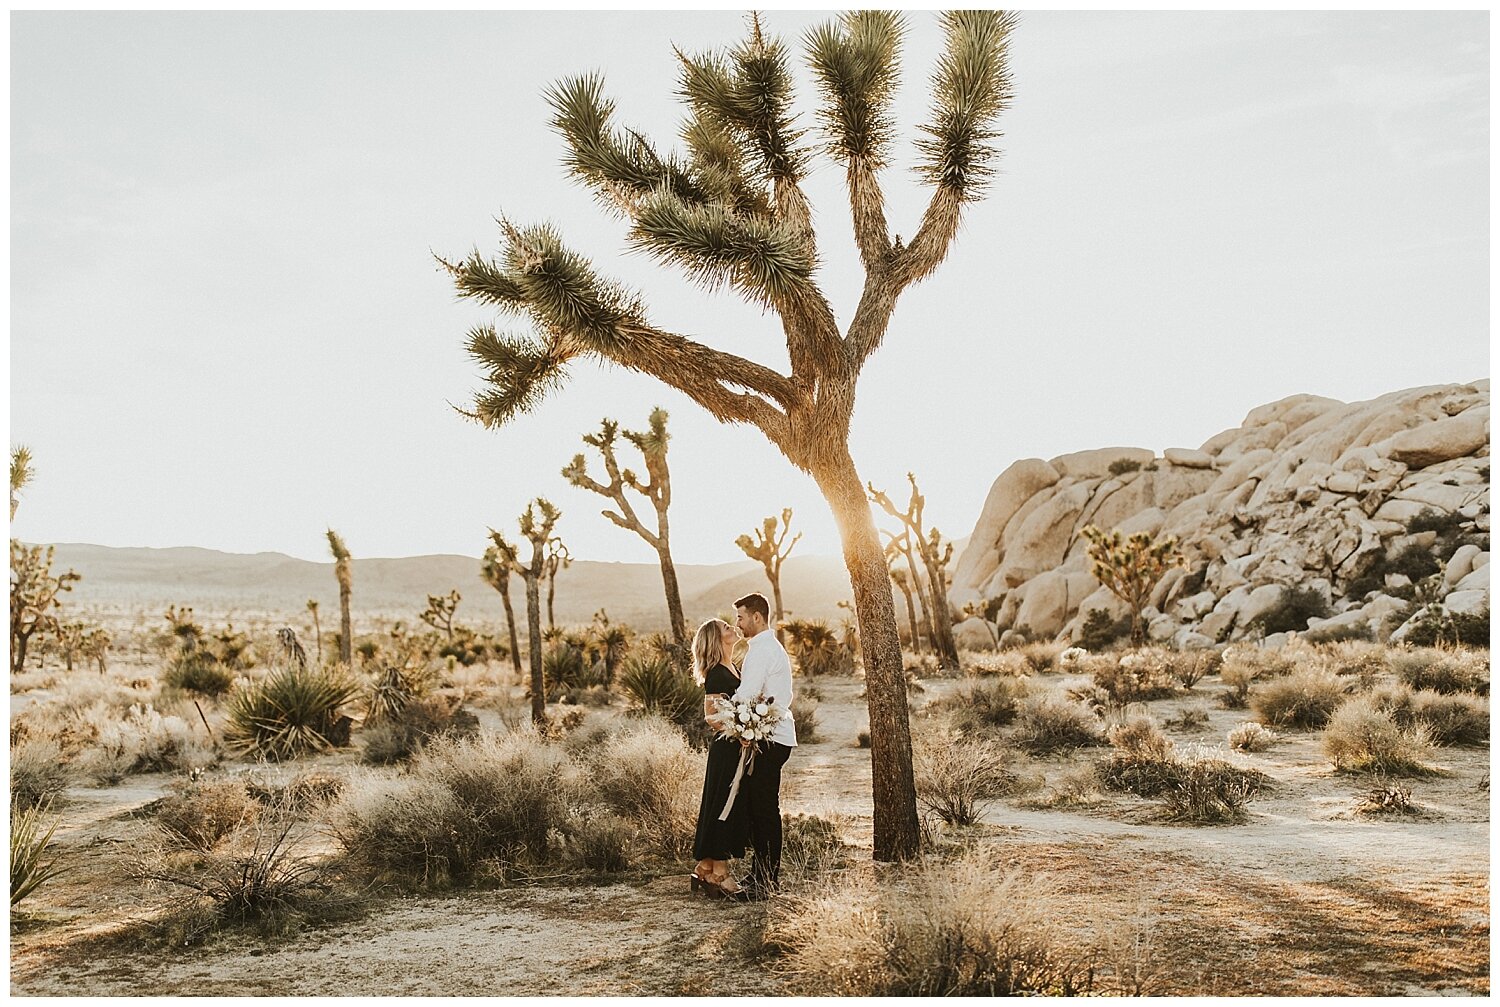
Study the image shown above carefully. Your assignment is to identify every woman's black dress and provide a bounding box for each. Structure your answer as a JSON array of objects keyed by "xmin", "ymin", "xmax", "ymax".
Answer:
[{"xmin": 693, "ymin": 663, "xmax": 751, "ymax": 861}]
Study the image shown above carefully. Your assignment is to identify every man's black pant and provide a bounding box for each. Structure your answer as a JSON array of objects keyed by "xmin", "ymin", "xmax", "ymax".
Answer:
[{"xmin": 745, "ymin": 742, "xmax": 792, "ymax": 891}]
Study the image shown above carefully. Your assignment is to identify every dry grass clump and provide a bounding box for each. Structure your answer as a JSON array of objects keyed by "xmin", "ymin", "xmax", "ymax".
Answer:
[
  {"xmin": 1227, "ymin": 721, "xmax": 1278, "ymax": 752},
  {"xmin": 1355, "ymin": 778, "xmax": 1420, "ymax": 817},
  {"xmin": 780, "ymin": 812, "xmax": 849, "ymax": 878},
  {"xmin": 1159, "ymin": 758, "xmax": 1262, "ymax": 825},
  {"xmin": 790, "ymin": 693, "xmax": 821, "ymax": 743},
  {"xmin": 1011, "ymin": 694, "xmax": 1104, "ymax": 754},
  {"xmin": 1089, "ymin": 652, "xmax": 1180, "ymax": 706},
  {"xmin": 76, "ymin": 704, "xmax": 218, "ymax": 784},
  {"xmin": 1217, "ymin": 647, "xmax": 1294, "ymax": 708},
  {"xmin": 1391, "ymin": 649, "xmax": 1489, "ymax": 695},
  {"xmin": 11, "ymin": 736, "xmax": 74, "ymax": 810},
  {"xmin": 564, "ymin": 810, "xmax": 636, "ymax": 874},
  {"xmin": 933, "ymin": 677, "xmax": 1031, "ymax": 736},
  {"xmin": 1322, "ymin": 697, "xmax": 1434, "ymax": 775},
  {"xmin": 154, "ymin": 779, "xmax": 259, "ymax": 851},
  {"xmin": 770, "ymin": 851, "xmax": 1142, "ymax": 995},
  {"xmin": 913, "ymin": 736, "xmax": 1022, "ymax": 826},
  {"xmin": 1250, "ymin": 669, "xmax": 1350, "ymax": 729},
  {"xmin": 1165, "ymin": 650, "xmax": 1220, "ymax": 689},
  {"xmin": 1021, "ymin": 764, "xmax": 1105, "ymax": 809},
  {"xmin": 1097, "ymin": 719, "xmax": 1179, "ymax": 797},
  {"xmin": 1370, "ymin": 684, "xmax": 1489, "ymax": 746},
  {"xmin": 245, "ymin": 771, "xmax": 346, "ymax": 813},
  {"xmin": 329, "ymin": 729, "xmax": 575, "ymax": 887},
  {"xmin": 592, "ymin": 718, "xmax": 699, "ymax": 857},
  {"xmin": 1316, "ymin": 641, "xmax": 1391, "ymax": 688},
  {"xmin": 1016, "ymin": 640, "xmax": 1065, "ymax": 673},
  {"xmin": 1163, "ymin": 706, "xmax": 1209, "ymax": 731},
  {"xmin": 360, "ymin": 698, "xmax": 477, "ymax": 765},
  {"xmin": 959, "ymin": 651, "xmax": 1031, "ymax": 676}
]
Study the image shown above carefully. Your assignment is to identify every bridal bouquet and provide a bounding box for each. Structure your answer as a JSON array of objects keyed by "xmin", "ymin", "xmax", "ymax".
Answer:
[{"xmin": 711, "ymin": 694, "xmax": 786, "ymax": 821}]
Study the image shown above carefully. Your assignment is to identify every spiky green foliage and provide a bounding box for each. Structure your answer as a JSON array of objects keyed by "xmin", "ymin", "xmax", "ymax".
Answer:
[
  {"xmin": 616, "ymin": 654, "xmax": 700, "ymax": 729},
  {"xmin": 806, "ymin": 12, "xmax": 904, "ymax": 168},
  {"xmin": 915, "ymin": 11, "xmax": 1018, "ymax": 199},
  {"xmin": 11, "ymin": 801, "xmax": 67, "ymax": 907},
  {"xmin": 225, "ymin": 664, "xmax": 358, "ymax": 761},
  {"xmin": 10, "ymin": 444, "xmax": 33, "ymax": 521}
]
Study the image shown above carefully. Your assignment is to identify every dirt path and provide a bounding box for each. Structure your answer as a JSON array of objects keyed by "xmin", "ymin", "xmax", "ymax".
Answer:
[{"xmin": 10, "ymin": 674, "xmax": 1490, "ymax": 995}]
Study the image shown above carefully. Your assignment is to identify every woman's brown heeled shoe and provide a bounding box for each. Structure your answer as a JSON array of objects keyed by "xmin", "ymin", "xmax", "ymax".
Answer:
[{"xmin": 690, "ymin": 874, "xmax": 726, "ymax": 898}]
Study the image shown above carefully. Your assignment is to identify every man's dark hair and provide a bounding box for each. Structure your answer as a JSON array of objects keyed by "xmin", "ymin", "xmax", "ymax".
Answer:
[{"xmin": 734, "ymin": 592, "xmax": 771, "ymax": 622}]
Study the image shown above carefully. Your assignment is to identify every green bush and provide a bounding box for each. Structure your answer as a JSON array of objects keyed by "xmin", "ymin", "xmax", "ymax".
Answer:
[
  {"xmin": 1107, "ymin": 457, "xmax": 1142, "ymax": 476},
  {"xmin": 1406, "ymin": 508, "xmax": 1466, "ymax": 537},
  {"xmin": 1247, "ymin": 587, "xmax": 1331, "ymax": 635},
  {"xmin": 616, "ymin": 655, "xmax": 701, "ymax": 729},
  {"xmin": 163, "ymin": 651, "xmax": 236, "ymax": 697},
  {"xmin": 224, "ymin": 664, "xmax": 358, "ymax": 761},
  {"xmin": 1077, "ymin": 609, "xmax": 1131, "ymax": 652},
  {"xmin": 1400, "ymin": 608, "xmax": 1490, "ymax": 649},
  {"xmin": 11, "ymin": 801, "xmax": 66, "ymax": 907},
  {"xmin": 1386, "ymin": 544, "xmax": 1441, "ymax": 582}
]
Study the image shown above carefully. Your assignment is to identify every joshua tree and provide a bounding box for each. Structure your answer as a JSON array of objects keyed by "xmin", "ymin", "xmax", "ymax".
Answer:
[
  {"xmin": 562, "ymin": 410, "xmax": 686, "ymax": 644},
  {"xmin": 9, "ymin": 447, "xmax": 82, "ymax": 675},
  {"xmin": 543, "ymin": 539, "xmax": 571, "ymax": 632},
  {"xmin": 1081, "ymin": 524, "xmax": 1185, "ymax": 647},
  {"xmin": 884, "ymin": 540, "xmax": 922, "ymax": 652},
  {"xmin": 420, "ymin": 589, "xmax": 462, "ymax": 643},
  {"xmin": 11, "ymin": 445, "xmax": 33, "ymax": 521},
  {"xmin": 883, "ymin": 526, "xmax": 933, "ymax": 651},
  {"xmin": 870, "ymin": 473, "xmax": 959, "ymax": 668},
  {"xmin": 305, "ymin": 599, "xmax": 323, "ymax": 665},
  {"xmin": 443, "ymin": 11, "xmax": 1017, "ymax": 861},
  {"xmin": 590, "ymin": 609, "xmax": 633, "ymax": 687},
  {"xmin": 735, "ymin": 508, "xmax": 801, "ymax": 642},
  {"xmin": 481, "ymin": 535, "xmax": 524, "ymax": 676},
  {"xmin": 326, "ymin": 529, "xmax": 353, "ymax": 665},
  {"xmin": 489, "ymin": 499, "xmax": 561, "ymax": 724}
]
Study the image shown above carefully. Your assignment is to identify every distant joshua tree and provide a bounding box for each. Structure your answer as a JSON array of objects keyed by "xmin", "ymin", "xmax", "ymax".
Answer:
[
  {"xmin": 562, "ymin": 410, "xmax": 685, "ymax": 644},
  {"xmin": 443, "ymin": 12, "xmax": 1019, "ymax": 861},
  {"xmin": 11, "ymin": 444, "xmax": 33, "ymax": 521},
  {"xmin": 481, "ymin": 535, "xmax": 524, "ymax": 677},
  {"xmin": 870, "ymin": 474, "xmax": 958, "ymax": 668},
  {"xmin": 1081, "ymin": 524, "xmax": 1185, "ymax": 647},
  {"xmin": 420, "ymin": 589, "xmax": 461, "ymax": 643},
  {"xmin": 305, "ymin": 599, "xmax": 323, "ymax": 665},
  {"xmin": 735, "ymin": 508, "xmax": 801, "ymax": 642},
  {"xmin": 326, "ymin": 529, "xmax": 353, "ymax": 665},
  {"xmin": 9, "ymin": 447, "xmax": 82, "ymax": 674},
  {"xmin": 543, "ymin": 539, "xmax": 571, "ymax": 632},
  {"xmin": 883, "ymin": 536, "xmax": 923, "ymax": 652},
  {"xmin": 490, "ymin": 499, "xmax": 561, "ymax": 723}
]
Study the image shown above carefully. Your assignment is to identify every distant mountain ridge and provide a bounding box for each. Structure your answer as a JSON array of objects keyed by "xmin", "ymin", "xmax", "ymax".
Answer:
[{"xmin": 40, "ymin": 542, "xmax": 865, "ymax": 630}]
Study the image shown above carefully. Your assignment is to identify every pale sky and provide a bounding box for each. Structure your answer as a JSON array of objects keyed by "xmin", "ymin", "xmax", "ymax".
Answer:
[{"xmin": 10, "ymin": 11, "xmax": 1489, "ymax": 566}]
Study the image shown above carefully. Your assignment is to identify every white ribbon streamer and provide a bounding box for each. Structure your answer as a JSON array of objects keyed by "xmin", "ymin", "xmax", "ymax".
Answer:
[{"xmin": 718, "ymin": 744, "xmax": 757, "ymax": 821}]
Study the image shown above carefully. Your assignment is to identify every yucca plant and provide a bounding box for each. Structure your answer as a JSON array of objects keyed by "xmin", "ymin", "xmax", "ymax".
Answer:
[
  {"xmin": 443, "ymin": 9, "xmax": 1020, "ymax": 862},
  {"xmin": 616, "ymin": 654, "xmax": 700, "ymax": 729},
  {"xmin": 363, "ymin": 662, "xmax": 436, "ymax": 726},
  {"xmin": 782, "ymin": 618, "xmax": 850, "ymax": 677},
  {"xmin": 11, "ymin": 800, "xmax": 67, "ymax": 907},
  {"xmin": 224, "ymin": 663, "xmax": 358, "ymax": 761}
]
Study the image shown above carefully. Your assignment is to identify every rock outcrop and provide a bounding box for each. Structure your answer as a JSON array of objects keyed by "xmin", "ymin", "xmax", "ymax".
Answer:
[{"xmin": 952, "ymin": 381, "xmax": 1490, "ymax": 646}]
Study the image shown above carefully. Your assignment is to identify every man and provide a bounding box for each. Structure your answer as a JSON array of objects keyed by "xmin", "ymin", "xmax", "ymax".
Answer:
[{"xmin": 731, "ymin": 591, "xmax": 797, "ymax": 898}]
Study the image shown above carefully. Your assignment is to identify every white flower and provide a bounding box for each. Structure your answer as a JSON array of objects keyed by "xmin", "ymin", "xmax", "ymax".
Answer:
[
  {"xmin": 740, "ymin": 727, "xmax": 754, "ymax": 738},
  {"xmin": 755, "ymin": 702, "xmax": 768, "ymax": 716},
  {"xmin": 738, "ymin": 710, "xmax": 751, "ymax": 723}
]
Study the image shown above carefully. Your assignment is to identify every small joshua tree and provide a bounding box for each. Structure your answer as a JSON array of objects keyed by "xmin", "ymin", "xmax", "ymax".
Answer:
[
  {"xmin": 9, "ymin": 448, "xmax": 82, "ymax": 674},
  {"xmin": 419, "ymin": 589, "xmax": 461, "ymax": 643},
  {"xmin": 1081, "ymin": 524, "xmax": 1185, "ymax": 647},
  {"xmin": 735, "ymin": 508, "xmax": 801, "ymax": 642},
  {"xmin": 590, "ymin": 609, "xmax": 632, "ymax": 687},
  {"xmin": 326, "ymin": 529, "xmax": 354, "ymax": 665},
  {"xmin": 883, "ymin": 527, "xmax": 931, "ymax": 652},
  {"xmin": 543, "ymin": 539, "xmax": 571, "ymax": 632},
  {"xmin": 562, "ymin": 410, "xmax": 686, "ymax": 644},
  {"xmin": 870, "ymin": 474, "xmax": 958, "ymax": 668},
  {"xmin": 11, "ymin": 445, "xmax": 33, "ymax": 522},
  {"xmin": 481, "ymin": 536, "xmax": 524, "ymax": 677},
  {"xmin": 306, "ymin": 599, "xmax": 323, "ymax": 665},
  {"xmin": 490, "ymin": 499, "xmax": 561, "ymax": 724}
]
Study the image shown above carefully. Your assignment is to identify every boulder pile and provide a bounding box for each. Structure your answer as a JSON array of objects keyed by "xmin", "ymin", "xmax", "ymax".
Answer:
[{"xmin": 951, "ymin": 381, "xmax": 1489, "ymax": 648}]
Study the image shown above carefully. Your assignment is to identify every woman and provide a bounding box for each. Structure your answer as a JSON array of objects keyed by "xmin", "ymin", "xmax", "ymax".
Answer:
[{"xmin": 690, "ymin": 617, "xmax": 751, "ymax": 898}]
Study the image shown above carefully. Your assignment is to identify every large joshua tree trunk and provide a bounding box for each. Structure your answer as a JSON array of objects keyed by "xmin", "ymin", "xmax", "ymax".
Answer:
[
  {"xmin": 524, "ymin": 574, "xmax": 545, "ymax": 724},
  {"xmin": 655, "ymin": 538, "xmax": 687, "ymax": 645},
  {"xmin": 338, "ymin": 583, "xmax": 352, "ymax": 665},
  {"xmin": 812, "ymin": 451, "xmax": 920, "ymax": 863}
]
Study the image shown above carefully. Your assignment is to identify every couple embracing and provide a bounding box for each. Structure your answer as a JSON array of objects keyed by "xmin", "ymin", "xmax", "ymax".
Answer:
[{"xmin": 689, "ymin": 592, "xmax": 797, "ymax": 901}]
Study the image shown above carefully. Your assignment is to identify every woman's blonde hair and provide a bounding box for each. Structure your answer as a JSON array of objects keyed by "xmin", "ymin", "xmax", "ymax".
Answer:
[{"xmin": 692, "ymin": 619, "xmax": 728, "ymax": 685}]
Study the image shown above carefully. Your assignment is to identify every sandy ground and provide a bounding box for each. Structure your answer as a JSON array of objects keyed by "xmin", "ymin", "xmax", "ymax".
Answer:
[{"xmin": 10, "ymin": 672, "xmax": 1491, "ymax": 996}]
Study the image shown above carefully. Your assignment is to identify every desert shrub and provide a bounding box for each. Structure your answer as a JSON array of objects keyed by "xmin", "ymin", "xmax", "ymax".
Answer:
[
  {"xmin": 155, "ymin": 779, "xmax": 258, "ymax": 851},
  {"xmin": 245, "ymin": 772, "xmax": 347, "ymax": 813},
  {"xmin": 1385, "ymin": 543, "xmax": 1441, "ymax": 582},
  {"xmin": 1091, "ymin": 652, "xmax": 1179, "ymax": 706},
  {"xmin": 137, "ymin": 819, "xmax": 349, "ymax": 943},
  {"xmin": 1012, "ymin": 695, "xmax": 1104, "ymax": 753},
  {"xmin": 330, "ymin": 729, "xmax": 574, "ymax": 887},
  {"xmin": 11, "ymin": 801, "xmax": 66, "ymax": 907},
  {"xmin": 1108, "ymin": 457, "xmax": 1142, "ymax": 477},
  {"xmin": 542, "ymin": 643, "xmax": 592, "ymax": 697},
  {"xmin": 959, "ymin": 651, "xmax": 1030, "ymax": 677},
  {"xmin": 616, "ymin": 655, "xmax": 701, "ymax": 730},
  {"xmin": 11, "ymin": 737, "xmax": 73, "ymax": 810},
  {"xmin": 565, "ymin": 811, "xmax": 635, "ymax": 873},
  {"xmin": 593, "ymin": 718, "xmax": 699, "ymax": 857},
  {"xmin": 1376, "ymin": 688, "xmax": 1490, "ymax": 747},
  {"xmin": 162, "ymin": 651, "xmax": 236, "ymax": 697},
  {"xmin": 1160, "ymin": 759, "xmax": 1260, "ymax": 825},
  {"xmin": 224, "ymin": 663, "xmax": 357, "ymax": 761},
  {"xmin": 1097, "ymin": 719, "xmax": 1178, "ymax": 797},
  {"xmin": 1392, "ymin": 649, "xmax": 1489, "ymax": 695},
  {"xmin": 362, "ymin": 663, "xmax": 437, "ymax": 726},
  {"xmin": 360, "ymin": 698, "xmax": 476, "ymax": 766},
  {"xmin": 856, "ymin": 730, "xmax": 871, "ymax": 749},
  {"xmin": 1077, "ymin": 609, "xmax": 1131, "ymax": 652},
  {"xmin": 1303, "ymin": 620, "xmax": 1376, "ymax": 644},
  {"xmin": 1401, "ymin": 607, "xmax": 1490, "ymax": 648},
  {"xmin": 1247, "ymin": 587, "xmax": 1332, "ymax": 635},
  {"xmin": 935, "ymin": 677, "xmax": 1030, "ymax": 736},
  {"xmin": 913, "ymin": 736, "xmax": 1017, "ymax": 826},
  {"xmin": 1017, "ymin": 641, "xmax": 1065, "ymax": 674},
  {"xmin": 77, "ymin": 704, "xmax": 217, "ymax": 783},
  {"xmin": 1163, "ymin": 706, "xmax": 1209, "ymax": 732},
  {"xmin": 782, "ymin": 619, "xmax": 856, "ymax": 676},
  {"xmin": 1022, "ymin": 765, "xmax": 1104, "ymax": 809},
  {"xmin": 770, "ymin": 852, "xmax": 1130, "ymax": 995},
  {"xmin": 1226, "ymin": 722, "xmax": 1278, "ymax": 752},
  {"xmin": 1406, "ymin": 508, "xmax": 1466, "ymax": 537},
  {"xmin": 1168, "ymin": 651, "xmax": 1218, "ymax": 689},
  {"xmin": 1355, "ymin": 778, "xmax": 1419, "ymax": 816},
  {"xmin": 1250, "ymin": 669, "xmax": 1349, "ymax": 729},
  {"xmin": 790, "ymin": 693, "xmax": 821, "ymax": 743},
  {"xmin": 1322, "ymin": 697, "xmax": 1433, "ymax": 775},
  {"xmin": 1317, "ymin": 643, "xmax": 1389, "ymax": 689},
  {"xmin": 781, "ymin": 812, "xmax": 848, "ymax": 876}
]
